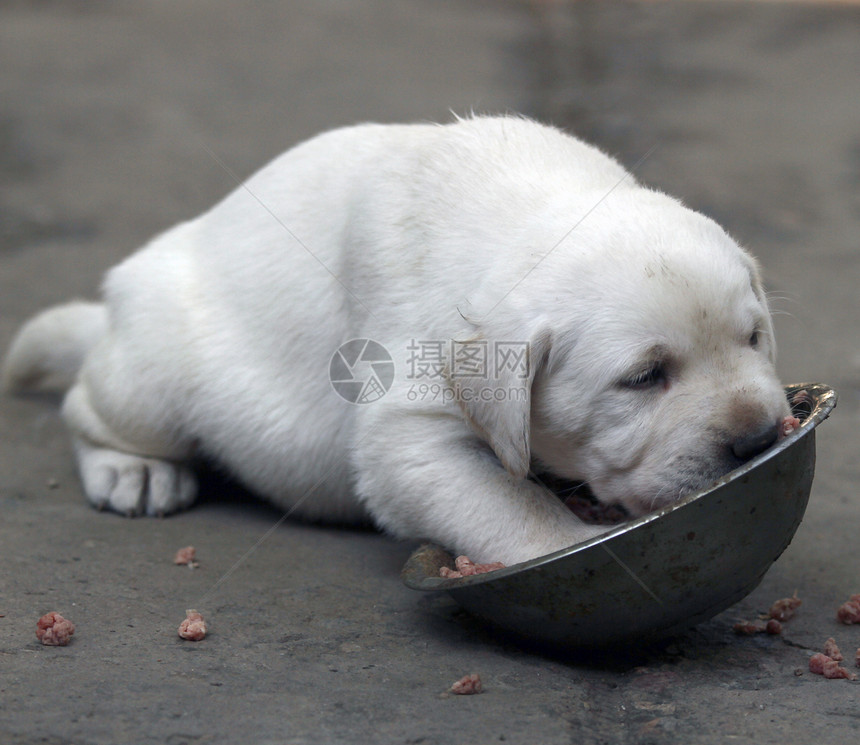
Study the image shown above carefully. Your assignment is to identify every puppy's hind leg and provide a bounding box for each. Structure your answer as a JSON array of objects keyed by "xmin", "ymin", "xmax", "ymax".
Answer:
[{"xmin": 61, "ymin": 346, "xmax": 198, "ymax": 517}]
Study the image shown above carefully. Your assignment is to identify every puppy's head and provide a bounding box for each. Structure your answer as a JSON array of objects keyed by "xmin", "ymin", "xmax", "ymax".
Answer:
[{"xmin": 456, "ymin": 193, "xmax": 789, "ymax": 516}]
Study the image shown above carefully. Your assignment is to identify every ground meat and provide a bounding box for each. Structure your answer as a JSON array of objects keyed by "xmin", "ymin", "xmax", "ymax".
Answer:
[
  {"xmin": 766, "ymin": 619, "xmax": 783, "ymax": 635},
  {"xmin": 808, "ymin": 653, "xmax": 828, "ymax": 675},
  {"xmin": 173, "ymin": 546, "xmax": 198, "ymax": 567},
  {"xmin": 823, "ymin": 637, "xmax": 843, "ymax": 661},
  {"xmin": 732, "ymin": 619, "xmax": 782, "ymax": 636},
  {"xmin": 563, "ymin": 495, "xmax": 628, "ymax": 525},
  {"xmin": 769, "ymin": 591, "xmax": 802, "ymax": 621},
  {"xmin": 809, "ymin": 653, "xmax": 835, "ymax": 676},
  {"xmin": 778, "ymin": 416, "xmax": 801, "ymax": 439},
  {"xmin": 178, "ymin": 609, "xmax": 207, "ymax": 641},
  {"xmin": 790, "ymin": 389, "xmax": 811, "ymax": 406},
  {"xmin": 450, "ymin": 673, "xmax": 483, "ymax": 695},
  {"xmin": 439, "ymin": 555, "xmax": 506, "ymax": 579},
  {"xmin": 836, "ymin": 594, "xmax": 860, "ymax": 624},
  {"xmin": 734, "ymin": 594, "xmax": 799, "ymax": 637},
  {"xmin": 533, "ymin": 472, "xmax": 629, "ymax": 526},
  {"xmin": 808, "ymin": 653, "xmax": 857, "ymax": 680},
  {"xmin": 733, "ymin": 621, "xmax": 766, "ymax": 635},
  {"xmin": 36, "ymin": 611, "xmax": 75, "ymax": 646}
]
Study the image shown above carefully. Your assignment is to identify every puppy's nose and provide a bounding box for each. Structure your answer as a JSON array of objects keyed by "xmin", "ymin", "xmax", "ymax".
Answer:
[{"xmin": 730, "ymin": 423, "xmax": 779, "ymax": 461}]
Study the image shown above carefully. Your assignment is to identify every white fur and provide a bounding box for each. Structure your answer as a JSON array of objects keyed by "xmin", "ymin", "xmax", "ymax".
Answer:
[
  {"xmin": 2, "ymin": 302, "xmax": 106, "ymax": 392},
  {"xmin": 3, "ymin": 116, "xmax": 789, "ymax": 564}
]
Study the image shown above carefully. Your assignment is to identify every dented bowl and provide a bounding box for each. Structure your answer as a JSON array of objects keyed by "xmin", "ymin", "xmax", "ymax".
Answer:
[{"xmin": 402, "ymin": 383, "xmax": 837, "ymax": 648}]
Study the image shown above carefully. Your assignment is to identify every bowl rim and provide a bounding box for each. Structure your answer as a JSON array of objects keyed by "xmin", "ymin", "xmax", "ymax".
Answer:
[{"xmin": 404, "ymin": 381, "xmax": 837, "ymax": 591}]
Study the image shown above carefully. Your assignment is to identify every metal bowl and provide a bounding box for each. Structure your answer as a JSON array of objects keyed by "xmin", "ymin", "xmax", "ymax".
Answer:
[{"xmin": 402, "ymin": 383, "xmax": 837, "ymax": 648}]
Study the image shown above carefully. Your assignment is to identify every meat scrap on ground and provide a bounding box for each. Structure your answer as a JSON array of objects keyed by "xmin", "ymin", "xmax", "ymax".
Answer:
[
  {"xmin": 36, "ymin": 611, "xmax": 75, "ymax": 646},
  {"xmin": 733, "ymin": 619, "xmax": 782, "ymax": 636},
  {"xmin": 769, "ymin": 591, "xmax": 802, "ymax": 622},
  {"xmin": 732, "ymin": 621, "xmax": 762, "ymax": 636},
  {"xmin": 808, "ymin": 653, "xmax": 857, "ymax": 680},
  {"xmin": 178, "ymin": 609, "xmax": 207, "ymax": 641},
  {"xmin": 823, "ymin": 637, "xmax": 843, "ymax": 662},
  {"xmin": 734, "ymin": 592, "xmax": 802, "ymax": 637},
  {"xmin": 836, "ymin": 594, "xmax": 860, "ymax": 624},
  {"xmin": 173, "ymin": 546, "xmax": 198, "ymax": 567},
  {"xmin": 450, "ymin": 673, "xmax": 483, "ymax": 695},
  {"xmin": 766, "ymin": 619, "xmax": 783, "ymax": 635},
  {"xmin": 439, "ymin": 555, "xmax": 506, "ymax": 579},
  {"xmin": 808, "ymin": 634, "xmax": 858, "ymax": 680}
]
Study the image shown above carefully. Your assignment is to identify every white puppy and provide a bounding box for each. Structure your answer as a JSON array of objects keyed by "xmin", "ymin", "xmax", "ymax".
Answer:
[{"xmin": 3, "ymin": 116, "xmax": 789, "ymax": 565}]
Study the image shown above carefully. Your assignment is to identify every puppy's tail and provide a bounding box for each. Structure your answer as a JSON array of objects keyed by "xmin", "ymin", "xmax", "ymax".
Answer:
[{"xmin": 2, "ymin": 301, "xmax": 107, "ymax": 394}]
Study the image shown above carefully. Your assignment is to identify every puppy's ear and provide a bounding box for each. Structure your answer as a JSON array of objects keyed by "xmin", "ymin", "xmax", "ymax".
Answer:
[
  {"xmin": 743, "ymin": 252, "xmax": 778, "ymax": 363},
  {"xmin": 447, "ymin": 327, "xmax": 552, "ymax": 479}
]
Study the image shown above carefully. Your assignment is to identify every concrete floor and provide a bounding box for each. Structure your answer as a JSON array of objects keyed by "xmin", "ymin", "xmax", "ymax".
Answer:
[{"xmin": 1, "ymin": 1, "xmax": 858, "ymax": 743}]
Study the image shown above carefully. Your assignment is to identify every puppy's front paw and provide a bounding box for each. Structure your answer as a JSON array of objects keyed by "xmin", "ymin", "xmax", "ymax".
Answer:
[{"xmin": 73, "ymin": 439, "xmax": 197, "ymax": 516}]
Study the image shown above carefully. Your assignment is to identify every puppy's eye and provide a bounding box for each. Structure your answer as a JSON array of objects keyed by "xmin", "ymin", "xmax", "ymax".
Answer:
[
  {"xmin": 621, "ymin": 363, "xmax": 666, "ymax": 390},
  {"xmin": 748, "ymin": 330, "xmax": 760, "ymax": 348}
]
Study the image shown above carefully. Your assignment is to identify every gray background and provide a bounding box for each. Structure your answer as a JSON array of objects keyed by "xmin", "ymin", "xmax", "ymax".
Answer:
[{"xmin": 1, "ymin": 1, "xmax": 858, "ymax": 743}]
